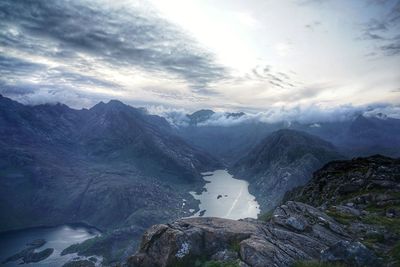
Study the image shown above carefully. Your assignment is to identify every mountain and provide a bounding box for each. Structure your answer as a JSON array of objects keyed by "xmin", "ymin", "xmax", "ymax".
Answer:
[
  {"xmin": 0, "ymin": 95, "xmax": 219, "ymax": 263},
  {"xmin": 127, "ymin": 155, "xmax": 399, "ymax": 267},
  {"xmin": 178, "ymin": 122, "xmax": 279, "ymax": 165},
  {"xmin": 231, "ymin": 129, "xmax": 343, "ymax": 211},
  {"xmin": 186, "ymin": 109, "xmax": 215, "ymax": 125}
]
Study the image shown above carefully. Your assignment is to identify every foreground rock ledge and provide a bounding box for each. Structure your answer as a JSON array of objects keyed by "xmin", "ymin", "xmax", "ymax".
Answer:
[{"xmin": 126, "ymin": 201, "xmax": 378, "ymax": 267}]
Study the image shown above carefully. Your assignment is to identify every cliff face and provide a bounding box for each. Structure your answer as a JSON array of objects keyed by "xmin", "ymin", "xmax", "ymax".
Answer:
[{"xmin": 127, "ymin": 155, "xmax": 400, "ymax": 267}]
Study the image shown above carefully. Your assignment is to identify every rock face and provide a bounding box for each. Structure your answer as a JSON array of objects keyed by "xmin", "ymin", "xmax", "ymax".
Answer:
[
  {"xmin": 127, "ymin": 201, "xmax": 353, "ymax": 267},
  {"xmin": 231, "ymin": 129, "xmax": 342, "ymax": 211}
]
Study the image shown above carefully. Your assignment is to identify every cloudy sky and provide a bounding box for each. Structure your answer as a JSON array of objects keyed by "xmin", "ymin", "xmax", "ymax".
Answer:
[{"xmin": 0, "ymin": 0, "xmax": 399, "ymax": 115}]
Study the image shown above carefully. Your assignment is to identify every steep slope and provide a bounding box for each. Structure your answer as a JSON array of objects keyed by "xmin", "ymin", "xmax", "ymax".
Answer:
[
  {"xmin": 81, "ymin": 100, "xmax": 217, "ymax": 181},
  {"xmin": 178, "ymin": 123, "xmax": 277, "ymax": 165},
  {"xmin": 0, "ymin": 95, "xmax": 219, "ymax": 263},
  {"xmin": 231, "ymin": 129, "xmax": 342, "ymax": 211}
]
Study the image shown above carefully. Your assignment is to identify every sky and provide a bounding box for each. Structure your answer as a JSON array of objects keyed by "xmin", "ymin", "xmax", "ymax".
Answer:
[{"xmin": 0, "ymin": 0, "xmax": 399, "ymax": 118}]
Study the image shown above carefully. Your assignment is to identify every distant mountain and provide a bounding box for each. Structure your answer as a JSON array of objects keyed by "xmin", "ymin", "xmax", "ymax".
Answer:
[
  {"xmin": 286, "ymin": 114, "xmax": 400, "ymax": 158},
  {"xmin": 0, "ymin": 95, "xmax": 219, "ymax": 263},
  {"xmin": 175, "ymin": 109, "xmax": 400, "ymax": 164},
  {"xmin": 344, "ymin": 114, "xmax": 400, "ymax": 156},
  {"xmin": 231, "ymin": 129, "xmax": 343, "ymax": 211},
  {"xmin": 225, "ymin": 111, "xmax": 245, "ymax": 119},
  {"xmin": 186, "ymin": 109, "xmax": 215, "ymax": 125}
]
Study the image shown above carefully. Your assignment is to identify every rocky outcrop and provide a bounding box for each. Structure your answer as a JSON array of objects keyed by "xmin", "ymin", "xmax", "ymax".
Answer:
[
  {"xmin": 285, "ymin": 155, "xmax": 400, "ymax": 207},
  {"xmin": 126, "ymin": 201, "xmax": 369, "ymax": 267},
  {"xmin": 285, "ymin": 155, "xmax": 400, "ymax": 266}
]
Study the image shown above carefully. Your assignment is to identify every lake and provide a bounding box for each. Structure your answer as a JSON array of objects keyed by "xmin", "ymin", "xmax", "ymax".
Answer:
[
  {"xmin": 190, "ymin": 169, "xmax": 260, "ymax": 219},
  {"xmin": 0, "ymin": 224, "xmax": 101, "ymax": 267}
]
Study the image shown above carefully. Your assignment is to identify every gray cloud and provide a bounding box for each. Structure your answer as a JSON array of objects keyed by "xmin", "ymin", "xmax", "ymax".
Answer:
[
  {"xmin": 246, "ymin": 65, "xmax": 299, "ymax": 88},
  {"xmin": 0, "ymin": 54, "xmax": 123, "ymax": 102},
  {"xmin": 361, "ymin": 0, "xmax": 400, "ymax": 56},
  {"xmin": 0, "ymin": 0, "xmax": 227, "ymax": 97}
]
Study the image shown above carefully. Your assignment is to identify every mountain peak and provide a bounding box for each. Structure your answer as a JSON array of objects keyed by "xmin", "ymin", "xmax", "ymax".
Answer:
[
  {"xmin": 90, "ymin": 99, "xmax": 133, "ymax": 114},
  {"xmin": 107, "ymin": 99, "xmax": 125, "ymax": 106},
  {"xmin": 187, "ymin": 109, "xmax": 215, "ymax": 125}
]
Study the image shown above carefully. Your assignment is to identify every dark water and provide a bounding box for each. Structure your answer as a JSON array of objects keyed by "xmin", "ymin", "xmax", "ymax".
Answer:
[
  {"xmin": 0, "ymin": 224, "xmax": 101, "ymax": 267},
  {"xmin": 190, "ymin": 169, "xmax": 260, "ymax": 219}
]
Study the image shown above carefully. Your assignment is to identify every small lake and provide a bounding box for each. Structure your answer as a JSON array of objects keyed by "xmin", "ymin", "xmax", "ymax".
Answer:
[
  {"xmin": 0, "ymin": 224, "xmax": 101, "ymax": 267},
  {"xmin": 190, "ymin": 169, "xmax": 260, "ymax": 220}
]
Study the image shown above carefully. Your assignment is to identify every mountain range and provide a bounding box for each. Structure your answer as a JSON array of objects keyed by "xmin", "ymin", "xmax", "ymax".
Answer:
[
  {"xmin": 0, "ymin": 95, "xmax": 219, "ymax": 263},
  {"xmin": 177, "ymin": 109, "xmax": 400, "ymax": 165},
  {"xmin": 1, "ymin": 95, "xmax": 399, "ymax": 265}
]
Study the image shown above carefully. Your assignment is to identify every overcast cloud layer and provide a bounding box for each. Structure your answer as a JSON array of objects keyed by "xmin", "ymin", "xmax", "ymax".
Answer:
[{"xmin": 0, "ymin": 0, "xmax": 399, "ymax": 121}]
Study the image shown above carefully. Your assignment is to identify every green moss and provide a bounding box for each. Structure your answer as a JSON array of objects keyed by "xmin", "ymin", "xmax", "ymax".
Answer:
[
  {"xmin": 336, "ymin": 188, "xmax": 386, "ymax": 204},
  {"xmin": 228, "ymin": 240, "xmax": 241, "ymax": 253},
  {"xmin": 326, "ymin": 209, "xmax": 357, "ymax": 225},
  {"xmin": 259, "ymin": 210, "xmax": 274, "ymax": 222},
  {"xmin": 389, "ymin": 242, "xmax": 400, "ymax": 264},
  {"xmin": 292, "ymin": 260, "xmax": 347, "ymax": 267},
  {"xmin": 362, "ymin": 236, "xmax": 385, "ymax": 252},
  {"xmin": 362, "ymin": 215, "xmax": 400, "ymax": 234}
]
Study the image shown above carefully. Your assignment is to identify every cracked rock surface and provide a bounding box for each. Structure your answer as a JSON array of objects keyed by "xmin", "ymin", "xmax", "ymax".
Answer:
[{"xmin": 126, "ymin": 201, "xmax": 352, "ymax": 267}]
